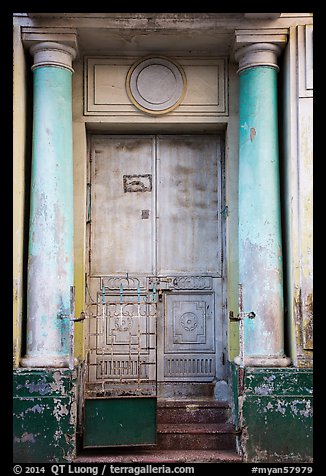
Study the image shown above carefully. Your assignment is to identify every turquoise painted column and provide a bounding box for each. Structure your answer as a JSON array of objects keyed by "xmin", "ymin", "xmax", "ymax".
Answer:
[
  {"xmin": 235, "ymin": 43, "xmax": 290, "ymax": 367},
  {"xmin": 21, "ymin": 42, "xmax": 76, "ymax": 367}
]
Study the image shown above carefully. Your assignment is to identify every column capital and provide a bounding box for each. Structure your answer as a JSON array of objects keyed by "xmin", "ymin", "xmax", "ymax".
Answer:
[
  {"xmin": 235, "ymin": 42, "xmax": 282, "ymax": 74},
  {"xmin": 30, "ymin": 41, "xmax": 77, "ymax": 73}
]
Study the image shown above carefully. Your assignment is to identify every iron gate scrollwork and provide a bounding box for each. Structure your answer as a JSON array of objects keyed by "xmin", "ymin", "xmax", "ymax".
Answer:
[{"xmin": 85, "ymin": 276, "xmax": 157, "ymax": 398}]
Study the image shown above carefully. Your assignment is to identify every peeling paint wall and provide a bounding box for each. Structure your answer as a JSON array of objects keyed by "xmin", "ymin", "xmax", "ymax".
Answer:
[
  {"xmin": 13, "ymin": 369, "xmax": 78, "ymax": 463},
  {"xmin": 231, "ymin": 364, "xmax": 313, "ymax": 462},
  {"xmin": 282, "ymin": 24, "xmax": 313, "ymax": 367}
]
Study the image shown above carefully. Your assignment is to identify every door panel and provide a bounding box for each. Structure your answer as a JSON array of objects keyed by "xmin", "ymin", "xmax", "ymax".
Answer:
[
  {"xmin": 87, "ymin": 136, "xmax": 157, "ymax": 399},
  {"xmin": 86, "ymin": 134, "xmax": 225, "ymax": 401},
  {"xmin": 156, "ymin": 276, "xmax": 223, "ymax": 386},
  {"xmin": 157, "ymin": 136, "xmax": 221, "ymax": 276},
  {"xmin": 90, "ymin": 136, "xmax": 155, "ymax": 276}
]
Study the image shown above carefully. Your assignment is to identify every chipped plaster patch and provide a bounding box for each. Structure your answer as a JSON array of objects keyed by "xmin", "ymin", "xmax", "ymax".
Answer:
[
  {"xmin": 264, "ymin": 374, "xmax": 276, "ymax": 383},
  {"xmin": 54, "ymin": 430, "xmax": 63, "ymax": 441},
  {"xmin": 299, "ymin": 399, "xmax": 312, "ymax": 418},
  {"xmin": 69, "ymin": 399, "xmax": 77, "ymax": 426},
  {"xmin": 53, "ymin": 399, "xmax": 69, "ymax": 421},
  {"xmin": 50, "ymin": 371, "xmax": 66, "ymax": 393},
  {"xmin": 26, "ymin": 404, "xmax": 46, "ymax": 414},
  {"xmin": 264, "ymin": 402, "xmax": 273, "ymax": 412},
  {"xmin": 24, "ymin": 378, "xmax": 50, "ymax": 395},
  {"xmin": 275, "ymin": 400, "xmax": 286, "ymax": 415},
  {"xmin": 15, "ymin": 432, "xmax": 37, "ymax": 443},
  {"xmin": 254, "ymin": 385, "xmax": 273, "ymax": 396}
]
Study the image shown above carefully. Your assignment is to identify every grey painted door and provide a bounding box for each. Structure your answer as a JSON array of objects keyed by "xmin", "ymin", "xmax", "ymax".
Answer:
[{"xmin": 86, "ymin": 135, "xmax": 225, "ymax": 398}]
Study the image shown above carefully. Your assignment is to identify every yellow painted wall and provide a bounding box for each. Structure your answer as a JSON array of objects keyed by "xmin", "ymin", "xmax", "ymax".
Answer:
[
  {"xmin": 72, "ymin": 60, "xmax": 88, "ymax": 360},
  {"xmin": 13, "ymin": 25, "xmax": 27, "ymax": 368},
  {"xmin": 282, "ymin": 25, "xmax": 313, "ymax": 367},
  {"xmin": 225, "ymin": 62, "xmax": 240, "ymax": 360}
]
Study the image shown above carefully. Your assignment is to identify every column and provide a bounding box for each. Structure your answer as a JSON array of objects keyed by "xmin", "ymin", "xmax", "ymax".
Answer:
[
  {"xmin": 21, "ymin": 42, "xmax": 76, "ymax": 367},
  {"xmin": 235, "ymin": 43, "xmax": 290, "ymax": 366}
]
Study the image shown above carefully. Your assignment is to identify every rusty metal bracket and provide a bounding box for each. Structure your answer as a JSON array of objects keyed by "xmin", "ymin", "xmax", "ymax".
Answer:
[
  {"xmin": 57, "ymin": 311, "xmax": 86, "ymax": 322},
  {"xmin": 229, "ymin": 310, "xmax": 256, "ymax": 321},
  {"xmin": 56, "ymin": 286, "xmax": 86, "ymax": 370}
]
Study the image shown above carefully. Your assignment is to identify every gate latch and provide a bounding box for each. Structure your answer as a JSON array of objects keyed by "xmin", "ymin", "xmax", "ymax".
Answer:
[
  {"xmin": 57, "ymin": 286, "xmax": 86, "ymax": 322},
  {"xmin": 229, "ymin": 310, "xmax": 256, "ymax": 321},
  {"xmin": 57, "ymin": 311, "xmax": 86, "ymax": 322}
]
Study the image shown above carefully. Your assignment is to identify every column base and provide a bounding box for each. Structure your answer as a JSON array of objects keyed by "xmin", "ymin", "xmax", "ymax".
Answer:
[
  {"xmin": 14, "ymin": 367, "xmax": 78, "ymax": 463},
  {"xmin": 234, "ymin": 355, "xmax": 292, "ymax": 367},
  {"xmin": 20, "ymin": 354, "xmax": 75, "ymax": 368}
]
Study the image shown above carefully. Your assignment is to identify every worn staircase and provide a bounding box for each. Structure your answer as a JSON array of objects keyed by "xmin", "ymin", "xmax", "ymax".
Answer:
[{"xmin": 76, "ymin": 399, "xmax": 242, "ymax": 463}]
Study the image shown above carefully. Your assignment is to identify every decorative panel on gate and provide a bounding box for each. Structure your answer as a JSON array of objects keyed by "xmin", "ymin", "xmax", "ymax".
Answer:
[
  {"xmin": 163, "ymin": 292, "xmax": 216, "ymax": 381},
  {"xmin": 165, "ymin": 293, "xmax": 215, "ymax": 352}
]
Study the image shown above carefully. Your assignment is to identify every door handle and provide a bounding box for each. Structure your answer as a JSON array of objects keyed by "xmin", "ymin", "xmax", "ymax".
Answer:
[
  {"xmin": 159, "ymin": 278, "xmax": 172, "ymax": 283},
  {"xmin": 158, "ymin": 290, "xmax": 163, "ymax": 302}
]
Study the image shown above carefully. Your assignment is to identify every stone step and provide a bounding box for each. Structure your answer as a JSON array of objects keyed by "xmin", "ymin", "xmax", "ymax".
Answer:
[
  {"xmin": 157, "ymin": 423, "xmax": 236, "ymax": 451},
  {"xmin": 157, "ymin": 399, "xmax": 230, "ymax": 424},
  {"xmin": 157, "ymin": 382, "xmax": 215, "ymax": 399},
  {"xmin": 75, "ymin": 449, "xmax": 242, "ymax": 463}
]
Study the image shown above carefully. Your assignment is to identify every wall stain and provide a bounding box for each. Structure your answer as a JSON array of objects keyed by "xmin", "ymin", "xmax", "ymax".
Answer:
[
  {"xmin": 294, "ymin": 288, "xmax": 313, "ymax": 366},
  {"xmin": 303, "ymin": 293, "xmax": 313, "ymax": 350}
]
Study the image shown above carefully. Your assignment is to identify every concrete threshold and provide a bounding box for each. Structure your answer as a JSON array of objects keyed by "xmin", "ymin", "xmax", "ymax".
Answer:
[{"xmin": 74, "ymin": 449, "xmax": 243, "ymax": 463}]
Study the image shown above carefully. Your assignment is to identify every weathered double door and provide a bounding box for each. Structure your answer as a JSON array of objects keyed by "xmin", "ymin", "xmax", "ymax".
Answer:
[{"xmin": 86, "ymin": 135, "xmax": 224, "ymax": 399}]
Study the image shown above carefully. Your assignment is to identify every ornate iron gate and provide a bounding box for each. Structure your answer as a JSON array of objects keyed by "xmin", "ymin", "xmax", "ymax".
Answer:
[{"xmin": 84, "ymin": 275, "xmax": 157, "ymax": 398}]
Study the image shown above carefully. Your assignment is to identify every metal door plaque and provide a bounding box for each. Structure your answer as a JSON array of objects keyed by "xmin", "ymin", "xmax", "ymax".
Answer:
[{"xmin": 123, "ymin": 174, "xmax": 152, "ymax": 192}]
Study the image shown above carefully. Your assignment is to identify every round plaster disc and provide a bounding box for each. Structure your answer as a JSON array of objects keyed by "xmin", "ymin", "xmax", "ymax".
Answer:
[{"xmin": 126, "ymin": 57, "xmax": 186, "ymax": 115}]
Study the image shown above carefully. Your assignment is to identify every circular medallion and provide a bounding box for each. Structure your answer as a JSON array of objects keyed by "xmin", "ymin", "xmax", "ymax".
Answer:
[
  {"xmin": 180, "ymin": 312, "xmax": 198, "ymax": 332},
  {"xmin": 126, "ymin": 56, "xmax": 186, "ymax": 115}
]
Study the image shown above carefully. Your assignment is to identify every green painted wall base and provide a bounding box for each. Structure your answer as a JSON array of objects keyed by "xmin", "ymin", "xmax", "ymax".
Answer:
[
  {"xmin": 83, "ymin": 398, "xmax": 157, "ymax": 448},
  {"xmin": 230, "ymin": 363, "xmax": 313, "ymax": 463},
  {"xmin": 13, "ymin": 368, "xmax": 78, "ymax": 463}
]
